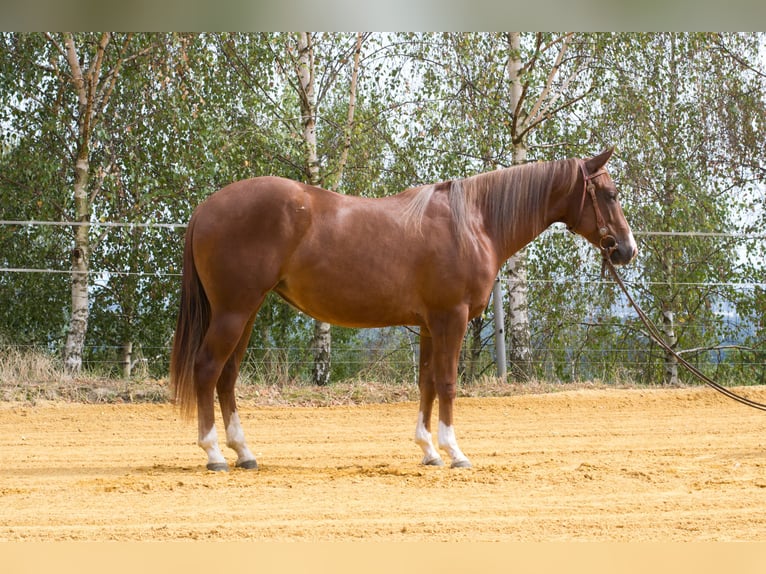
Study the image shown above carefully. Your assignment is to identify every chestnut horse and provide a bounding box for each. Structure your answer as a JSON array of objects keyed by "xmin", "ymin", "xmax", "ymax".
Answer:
[{"xmin": 170, "ymin": 148, "xmax": 637, "ymax": 471}]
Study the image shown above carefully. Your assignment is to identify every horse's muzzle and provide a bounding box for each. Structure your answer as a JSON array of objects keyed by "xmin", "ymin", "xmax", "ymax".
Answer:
[{"xmin": 609, "ymin": 241, "xmax": 638, "ymax": 266}]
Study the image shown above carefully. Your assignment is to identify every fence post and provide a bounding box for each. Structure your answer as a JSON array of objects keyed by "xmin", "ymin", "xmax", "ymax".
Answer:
[
  {"xmin": 492, "ymin": 275, "xmax": 507, "ymax": 380},
  {"xmin": 120, "ymin": 342, "xmax": 133, "ymax": 378}
]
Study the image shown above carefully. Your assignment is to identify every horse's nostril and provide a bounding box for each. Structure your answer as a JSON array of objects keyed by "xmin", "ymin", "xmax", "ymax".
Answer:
[{"xmin": 609, "ymin": 243, "xmax": 636, "ymax": 266}]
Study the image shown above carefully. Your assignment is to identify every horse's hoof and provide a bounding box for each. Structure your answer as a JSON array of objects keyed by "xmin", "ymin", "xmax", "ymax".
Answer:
[
  {"xmin": 422, "ymin": 456, "xmax": 445, "ymax": 467},
  {"xmin": 236, "ymin": 459, "xmax": 259, "ymax": 470},
  {"xmin": 206, "ymin": 462, "xmax": 229, "ymax": 472},
  {"xmin": 451, "ymin": 459, "xmax": 472, "ymax": 469}
]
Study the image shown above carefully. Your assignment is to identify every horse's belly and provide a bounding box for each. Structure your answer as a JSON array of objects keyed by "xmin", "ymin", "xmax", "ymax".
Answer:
[{"xmin": 274, "ymin": 275, "xmax": 421, "ymax": 328}]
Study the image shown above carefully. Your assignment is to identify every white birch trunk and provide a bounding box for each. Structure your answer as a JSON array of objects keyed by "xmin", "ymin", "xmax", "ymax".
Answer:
[
  {"xmin": 63, "ymin": 155, "xmax": 90, "ymax": 374},
  {"xmin": 61, "ymin": 34, "xmax": 99, "ymax": 375},
  {"xmin": 504, "ymin": 32, "xmax": 533, "ymax": 380},
  {"xmin": 311, "ymin": 320, "xmax": 332, "ymax": 386},
  {"xmin": 53, "ymin": 33, "xmax": 124, "ymax": 375},
  {"xmin": 296, "ymin": 32, "xmax": 332, "ymax": 386},
  {"xmin": 491, "ymin": 277, "xmax": 507, "ymax": 380},
  {"xmin": 661, "ymin": 183, "xmax": 679, "ymax": 386},
  {"xmin": 661, "ymin": 37, "xmax": 680, "ymax": 386},
  {"xmin": 506, "ymin": 247, "xmax": 532, "ymax": 379},
  {"xmin": 120, "ymin": 341, "xmax": 133, "ymax": 379},
  {"xmin": 661, "ymin": 228, "xmax": 679, "ymax": 385},
  {"xmin": 297, "ymin": 33, "xmax": 320, "ymax": 186},
  {"xmin": 662, "ymin": 306, "xmax": 679, "ymax": 385}
]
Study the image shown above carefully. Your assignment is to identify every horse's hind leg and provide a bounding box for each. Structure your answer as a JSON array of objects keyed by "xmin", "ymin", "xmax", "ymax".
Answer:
[
  {"xmin": 217, "ymin": 314, "xmax": 259, "ymax": 470},
  {"xmin": 195, "ymin": 312, "xmax": 251, "ymax": 471}
]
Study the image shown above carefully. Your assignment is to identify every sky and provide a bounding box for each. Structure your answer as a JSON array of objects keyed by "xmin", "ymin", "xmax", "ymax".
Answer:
[{"xmin": 4, "ymin": 0, "xmax": 766, "ymax": 31}]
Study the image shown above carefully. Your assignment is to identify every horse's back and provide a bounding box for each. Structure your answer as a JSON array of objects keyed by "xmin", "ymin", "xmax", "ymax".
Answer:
[
  {"xmin": 189, "ymin": 175, "xmax": 494, "ymax": 327},
  {"xmin": 194, "ymin": 175, "xmax": 308, "ymax": 219}
]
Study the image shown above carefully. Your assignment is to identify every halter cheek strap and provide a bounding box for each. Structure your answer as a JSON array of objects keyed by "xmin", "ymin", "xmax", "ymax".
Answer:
[{"xmin": 569, "ymin": 161, "xmax": 618, "ymax": 258}]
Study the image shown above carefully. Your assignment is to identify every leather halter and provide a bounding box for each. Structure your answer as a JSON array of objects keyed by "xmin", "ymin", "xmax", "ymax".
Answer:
[{"xmin": 569, "ymin": 161, "xmax": 618, "ymax": 258}]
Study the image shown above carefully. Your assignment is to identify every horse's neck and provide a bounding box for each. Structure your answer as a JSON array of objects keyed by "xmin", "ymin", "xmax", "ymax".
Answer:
[{"xmin": 477, "ymin": 169, "xmax": 557, "ymax": 262}]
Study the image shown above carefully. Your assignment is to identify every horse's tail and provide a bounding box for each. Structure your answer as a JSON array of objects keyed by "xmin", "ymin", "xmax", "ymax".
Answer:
[{"xmin": 169, "ymin": 214, "xmax": 209, "ymax": 420}]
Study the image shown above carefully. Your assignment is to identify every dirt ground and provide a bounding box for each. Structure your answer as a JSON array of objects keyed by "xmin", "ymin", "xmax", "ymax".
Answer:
[{"xmin": 2, "ymin": 386, "xmax": 766, "ymax": 541}]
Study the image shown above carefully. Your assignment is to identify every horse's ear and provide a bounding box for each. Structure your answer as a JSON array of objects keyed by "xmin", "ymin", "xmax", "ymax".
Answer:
[{"xmin": 584, "ymin": 147, "xmax": 614, "ymax": 173}]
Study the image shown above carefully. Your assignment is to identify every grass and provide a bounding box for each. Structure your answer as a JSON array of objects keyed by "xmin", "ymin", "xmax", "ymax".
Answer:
[
  {"xmin": 0, "ymin": 345, "xmax": 62, "ymax": 383},
  {"xmin": 0, "ymin": 345, "xmax": 666, "ymax": 407},
  {"xmin": 0, "ymin": 346, "xmax": 165, "ymax": 404}
]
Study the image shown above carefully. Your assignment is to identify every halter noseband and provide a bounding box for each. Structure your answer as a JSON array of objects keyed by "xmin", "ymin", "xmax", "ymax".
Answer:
[{"xmin": 568, "ymin": 161, "xmax": 618, "ymax": 259}]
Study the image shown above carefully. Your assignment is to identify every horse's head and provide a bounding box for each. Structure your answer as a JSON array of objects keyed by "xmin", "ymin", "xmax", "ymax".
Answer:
[{"xmin": 566, "ymin": 148, "xmax": 637, "ymax": 266}]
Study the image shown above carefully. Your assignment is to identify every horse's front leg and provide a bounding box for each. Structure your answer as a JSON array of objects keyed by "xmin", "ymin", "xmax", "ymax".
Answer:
[{"xmin": 430, "ymin": 309, "xmax": 472, "ymax": 469}]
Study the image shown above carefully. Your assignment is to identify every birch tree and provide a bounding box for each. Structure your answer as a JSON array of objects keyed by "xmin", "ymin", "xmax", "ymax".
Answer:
[
  {"xmin": 407, "ymin": 33, "xmax": 601, "ymax": 381},
  {"xmin": 85, "ymin": 34, "xmax": 227, "ymax": 377},
  {"xmin": 296, "ymin": 32, "xmax": 364, "ymax": 386},
  {"xmin": 294, "ymin": 32, "xmax": 332, "ymax": 386},
  {"xmin": 501, "ymin": 32, "xmax": 602, "ymax": 380},
  {"xmin": 5, "ymin": 33, "xmax": 155, "ymax": 374},
  {"xmin": 1, "ymin": 33, "xmax": 210, "ymax": 376},
  {"xmin": 218, "ymin": 32, "xmax": 367, "ymax": 385},
  {"xmin": 597, "ymin": 32, "xmax": 766, "ymax": 384},
  {"xmin": 49, "ymin": 33, "xmax": 105, "ymax": 372}
]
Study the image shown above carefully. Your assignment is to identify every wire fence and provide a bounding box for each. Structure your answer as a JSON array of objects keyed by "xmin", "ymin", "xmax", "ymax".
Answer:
[
  {"xmin": 3, "ymin": 342, "xmax": 764, "ymax": 381},
  {"xmin": 2, "ymin": 220, "xmax": 765, "ymax": 385},
  {"xmin": 2, "ymin": 220, "xmax": 766, "ymax": 283}
]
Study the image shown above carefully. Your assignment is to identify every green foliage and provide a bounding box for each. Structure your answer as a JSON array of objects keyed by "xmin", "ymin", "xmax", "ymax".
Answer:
[
  {"xmin": 593, "ymin": 33, "xmax": 766, "ymax": 384},
  {"xmin": 1, "ymin": 33, "xmax": 765, "ymax": 386}
]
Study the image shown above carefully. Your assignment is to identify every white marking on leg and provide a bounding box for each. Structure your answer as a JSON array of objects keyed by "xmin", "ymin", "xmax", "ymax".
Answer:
[
  {"xmin": 225, "ymin": 411, "xmax": 256, "ymax": 466},
  {"xmin": 414, "ymin": 411, "xmax": 442, "ymax": 465},
  {"xmin": 438, "ymin": 421, "xmax": 471, "ymax": 467},
  {"xmin": 199, "ymin": 425, "xmax": 226, "ymax": 466}
]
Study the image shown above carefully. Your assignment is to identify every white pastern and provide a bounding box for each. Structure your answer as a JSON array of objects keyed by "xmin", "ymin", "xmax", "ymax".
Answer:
[
  {"xmin": 414, "ymin": 411, "xmax": 441, "ymax": 464},
  {"xmin": 198, "ymin": 425, "xmax": 226, "ymax": 466},
  {"xmin": 225, "ymin": 411, "xmax": 256, "ymax": 465},
  {"xmin": 437, "ymin": 421, "xmax": 470, "ymax": 466}
]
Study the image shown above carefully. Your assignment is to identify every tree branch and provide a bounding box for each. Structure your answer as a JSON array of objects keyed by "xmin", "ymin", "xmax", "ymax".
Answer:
[
  {"xmin": 676, "ymin": 343, "xmax": 754, "ymax": 357},
  {"xmin": 214, "ymin": 34, "xmax": 295, "ymax": 136},
  {"xmin": 43, "ymin": 32, "xmax": 67, "ymax": 60},
  {"xmin": 330, "ymin": 32, "xmax": 363, "ymax": 192},
  {"xmin": 714, "ymin": 33, "xmax": 766, "ymax": 79},
  {"xmin": 533, "ymin": 51, "xmax": 584, "ymax": 125},
  {"xmin": 506, "ymin": 32, "xmax": 526, "ymax": 146},
  {"xmin": 293, "ymin": 32, "xmax": 314, "ymax": 114},
  {"xmin": 518, "ymin": 89, "xmax": 592, "ymax": 141},
  {"xmin": 87, "ymin": 32, "xmax": 111, "ymax": 114},
  {"xmin": 95, "ymin": 33, "xmax": 132, "ymax": 119},
  {"xmin": 62, "ymin": 33, "xmax": 87, "ymax": 110},
  {"xmin": 522, "ymin": 32, "xmax": 572, "ymax": 132}
]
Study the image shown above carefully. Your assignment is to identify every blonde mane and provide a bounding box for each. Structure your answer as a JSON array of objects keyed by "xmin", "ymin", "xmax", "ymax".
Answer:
[{"xmin": 403, "ymin": 159, "xmax": 579, "ymax": 252}]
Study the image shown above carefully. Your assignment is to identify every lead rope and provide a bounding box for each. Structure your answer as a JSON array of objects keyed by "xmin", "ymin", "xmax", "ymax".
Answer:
[{"xmin": 601, "ymin": 253, "xmax": 766, "ymax": 411}]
